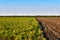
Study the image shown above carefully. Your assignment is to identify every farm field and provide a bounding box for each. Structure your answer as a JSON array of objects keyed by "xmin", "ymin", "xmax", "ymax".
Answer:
[
  {"xmin": 36, "ymin": 17, "xmax": 60, "ymax": 40},
  {"xmin": 0, "ymin": 16, "xmax": 46, "ymax": 40}
]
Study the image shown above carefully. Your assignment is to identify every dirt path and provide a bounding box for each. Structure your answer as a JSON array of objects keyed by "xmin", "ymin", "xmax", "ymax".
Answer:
[{"xmin": 36, "ymin": 17, "xmax": 60, "ymax": 40}]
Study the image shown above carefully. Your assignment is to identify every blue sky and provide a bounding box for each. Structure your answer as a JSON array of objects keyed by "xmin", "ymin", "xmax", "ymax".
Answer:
[{"xmin": 0, "ymin": 0, "xmax": 60, "ymax": 16}]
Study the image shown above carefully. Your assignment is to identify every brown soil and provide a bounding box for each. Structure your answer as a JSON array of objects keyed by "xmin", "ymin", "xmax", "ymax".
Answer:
[{"xmin": 36, "ymin": 17, "xmax": 60, "ymax": 40}]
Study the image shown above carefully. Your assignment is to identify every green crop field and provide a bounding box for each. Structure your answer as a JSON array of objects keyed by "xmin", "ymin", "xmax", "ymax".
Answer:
[{"xmin": 0, "ymin": 16, "xmax": 46, "ymax": 40}]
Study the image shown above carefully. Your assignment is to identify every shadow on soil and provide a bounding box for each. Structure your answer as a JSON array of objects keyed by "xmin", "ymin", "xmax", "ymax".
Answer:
[{"xmin": 36, "ymin": 18, "xmax": 49, "ymax": 40}]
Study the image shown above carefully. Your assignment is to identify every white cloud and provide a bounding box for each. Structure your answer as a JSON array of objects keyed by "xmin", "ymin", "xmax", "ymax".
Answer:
[{"xmin": 0, "ymin": 7, "xmax": 60, "ymax": 16}]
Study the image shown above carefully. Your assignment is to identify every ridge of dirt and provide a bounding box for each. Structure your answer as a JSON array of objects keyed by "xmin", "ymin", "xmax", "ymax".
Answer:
[{"xmin": 36, "ymin": 17, "xmax": 60, "ymax": 40}]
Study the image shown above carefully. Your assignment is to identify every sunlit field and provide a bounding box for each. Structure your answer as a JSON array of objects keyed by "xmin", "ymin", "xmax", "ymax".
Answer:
[
  {"xmin": 36, "ymin": 16, "xmax": 60, "ymax": 40},
  {"xmin": 0, "ymin": 16, "xmax": 45, "ymax": 40}
]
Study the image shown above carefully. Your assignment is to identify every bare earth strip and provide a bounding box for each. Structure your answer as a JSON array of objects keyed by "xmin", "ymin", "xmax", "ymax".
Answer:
[{"xmin": 36, "ymin": 17, "xmax": 60, "ymax": 40}]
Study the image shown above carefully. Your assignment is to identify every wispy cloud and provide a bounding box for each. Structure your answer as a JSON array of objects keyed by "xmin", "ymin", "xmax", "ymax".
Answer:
[{"xmin": 0, "ymin": 0, "xmax": 60, "ymax": 16}]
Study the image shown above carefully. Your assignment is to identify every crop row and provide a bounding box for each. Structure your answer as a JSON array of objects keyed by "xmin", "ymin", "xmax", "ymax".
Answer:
[{"xmin": 0, "ymin": 17, "xmax": 46, "ymax": 40}]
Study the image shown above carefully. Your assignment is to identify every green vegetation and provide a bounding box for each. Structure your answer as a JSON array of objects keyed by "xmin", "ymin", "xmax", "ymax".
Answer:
[{"xmin": 0, "ymin": 17, "xmax": 46, "ymax": 40}]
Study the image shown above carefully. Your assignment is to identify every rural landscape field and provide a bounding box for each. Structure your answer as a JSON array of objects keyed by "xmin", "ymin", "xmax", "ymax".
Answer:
[
  {"xmin": 0, "ymin": 16, "xmax": 60, "ymax": 40},
  {"xmin": 0, "ymin": 0, "xmax": 60, "ymax": 40},
  {"xmin": 36, "ymin": 16, "xmax": 60, "ymax": 40},
  {"xmin": 0, "ymin": 16, "xmax": 46, "ymax": 40}
]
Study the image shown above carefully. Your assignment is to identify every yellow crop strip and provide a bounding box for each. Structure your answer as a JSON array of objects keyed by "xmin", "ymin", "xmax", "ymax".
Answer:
[{"xmin": 0, "ymin": 16, "xmax": 46, "ymax": 40}]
